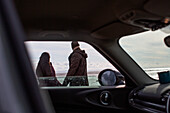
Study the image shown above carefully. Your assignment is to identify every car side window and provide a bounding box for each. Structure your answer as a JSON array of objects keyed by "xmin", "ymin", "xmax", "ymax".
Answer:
[{"xmin": 25, "ymin": 41, "xmax": 125, "ymax": 87}]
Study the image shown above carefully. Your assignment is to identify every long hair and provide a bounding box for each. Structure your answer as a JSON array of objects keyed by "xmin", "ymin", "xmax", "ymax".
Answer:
[
  {"xmin": 39, "ymin": 52, "xmax": 50, "ymax": 63},
  {"xmin": 36, "ymin": 52, "xmax": 50, "ymax": 77}
]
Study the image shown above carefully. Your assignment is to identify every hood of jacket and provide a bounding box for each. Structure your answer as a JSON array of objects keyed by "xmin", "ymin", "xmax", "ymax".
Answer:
[{"xmin": 74, "ymin": 48, "xmax": 88, "ymax": 58}]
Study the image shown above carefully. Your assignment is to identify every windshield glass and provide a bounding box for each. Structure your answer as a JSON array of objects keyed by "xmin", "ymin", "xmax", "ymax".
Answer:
[{"xmin": 119, "ymin": 30, "xmax": 170, "ymax": 80}]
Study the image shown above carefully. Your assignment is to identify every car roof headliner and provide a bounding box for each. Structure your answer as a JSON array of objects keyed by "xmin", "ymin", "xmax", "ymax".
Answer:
[{"xmin": 14, "ymin": 0, "xmax": 170, "ymax": 40}]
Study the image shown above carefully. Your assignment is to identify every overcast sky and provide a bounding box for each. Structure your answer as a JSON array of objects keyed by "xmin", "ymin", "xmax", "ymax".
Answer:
[
  {"xmin": 25, "ymin": 41, "xmax": 115, "ymax": 74},
  {"xmin": 120, "ymin": 30, "xmax": 170, "ymax": 69}
]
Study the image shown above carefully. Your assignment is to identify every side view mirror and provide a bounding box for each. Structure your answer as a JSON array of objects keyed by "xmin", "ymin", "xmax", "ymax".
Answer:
[
  {"xmin": 164, "ymin": 35, "xmax": 170, "ymax": 47},
  {"xmin": 98, "ymin": 69, "xmax": 125, "ymax": 86}
]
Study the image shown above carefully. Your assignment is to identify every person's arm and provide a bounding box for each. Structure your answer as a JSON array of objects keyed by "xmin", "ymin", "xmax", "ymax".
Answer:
[
  {"xmin": 66, "ymin": 53, "xmax": 81, "ymax": 76},
  {"xmin": 50, "ymin": 62, "xmax": 56, "ymax": 76},
  {"xmin": 62, "ymin": 53, "xmax": 81, "ymax": 86},
  {"xmin": 62, "ymin": 76, "xmax": 70, "ymax": 86}
]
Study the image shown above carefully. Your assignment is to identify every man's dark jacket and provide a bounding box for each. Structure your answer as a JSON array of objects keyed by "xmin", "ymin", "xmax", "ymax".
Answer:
[{"xmin": 63, "ymin": 48, "xmax": 89, "ymax": 86}]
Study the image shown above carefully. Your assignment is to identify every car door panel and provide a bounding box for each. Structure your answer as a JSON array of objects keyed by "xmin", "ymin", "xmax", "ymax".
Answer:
[{"xmin": 41, "ymin": 87, "xmax": 132, "ymax": 112}]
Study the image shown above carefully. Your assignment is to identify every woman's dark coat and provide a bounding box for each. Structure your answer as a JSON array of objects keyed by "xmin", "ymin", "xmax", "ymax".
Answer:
[{"xmin": 36, "ymin": 52, "xmax": 61, "ymax": 86}]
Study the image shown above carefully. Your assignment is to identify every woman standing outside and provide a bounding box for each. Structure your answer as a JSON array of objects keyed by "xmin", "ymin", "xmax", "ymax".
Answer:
[{"xmin": 36, "ymin": 52, "xmax": 61, "ymax": 86}]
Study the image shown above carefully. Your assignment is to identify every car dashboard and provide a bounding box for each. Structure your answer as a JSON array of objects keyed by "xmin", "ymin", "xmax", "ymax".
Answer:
[{"xmin": 129, "ymin": 83, "xmax": 170, "ymax": 113}]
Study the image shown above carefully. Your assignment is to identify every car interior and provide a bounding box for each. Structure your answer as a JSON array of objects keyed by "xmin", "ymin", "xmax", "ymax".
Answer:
[{"xmin": 0, "ymin": 0, "xmax": 170, "ymax": 113}]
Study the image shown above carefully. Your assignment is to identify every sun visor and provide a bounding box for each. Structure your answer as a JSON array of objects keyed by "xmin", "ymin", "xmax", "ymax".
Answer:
[{"xmin": 144, "ymin": 0, "xmax": 170, "ymax": 17}]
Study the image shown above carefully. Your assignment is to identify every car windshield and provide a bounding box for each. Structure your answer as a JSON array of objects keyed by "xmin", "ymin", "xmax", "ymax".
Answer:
[{"xmin": 119, "ymin": 30, "xmax": 170, "ymax": 80}]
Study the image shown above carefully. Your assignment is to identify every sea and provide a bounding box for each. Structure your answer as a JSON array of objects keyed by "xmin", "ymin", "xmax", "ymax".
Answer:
[
  {"xmin": 53, "ymin": 67, "xmax": 170, "ymax": 86},
  {"xmin": 34, "ymin": 68, "xmax": 170, "ymax": 87}
]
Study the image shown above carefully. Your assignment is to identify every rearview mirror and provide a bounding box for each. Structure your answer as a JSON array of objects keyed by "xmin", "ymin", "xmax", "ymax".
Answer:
[{"xmin": 98, "ymin": 69, "xmax": 125, "ymax": 86}]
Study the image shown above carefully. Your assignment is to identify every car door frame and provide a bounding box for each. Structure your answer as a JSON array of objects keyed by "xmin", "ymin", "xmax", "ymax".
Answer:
[{"xmin": 0, "ymin": 0, "xmax": 51, "ymax": 113}]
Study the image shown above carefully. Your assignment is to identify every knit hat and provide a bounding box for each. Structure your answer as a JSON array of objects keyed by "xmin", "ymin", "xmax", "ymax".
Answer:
[{"xmin": 71, "ymin": 41, "xmax": 79, "ymax": 49}]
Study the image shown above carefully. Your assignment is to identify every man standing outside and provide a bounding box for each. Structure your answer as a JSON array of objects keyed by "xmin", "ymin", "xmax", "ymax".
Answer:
[{"xmin": 63, "ymin": 41, "xmax": 89, "ymax": 86}]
